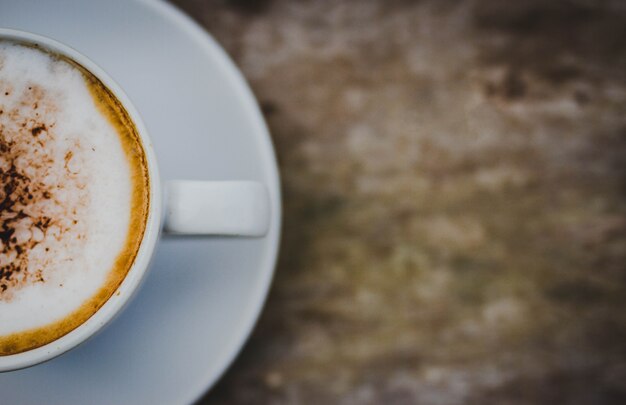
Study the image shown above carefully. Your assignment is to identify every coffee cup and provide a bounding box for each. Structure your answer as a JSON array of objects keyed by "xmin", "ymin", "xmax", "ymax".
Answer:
[{"xmin": 0, "ymin": 28, "xmax": 271, "ymax": 372}]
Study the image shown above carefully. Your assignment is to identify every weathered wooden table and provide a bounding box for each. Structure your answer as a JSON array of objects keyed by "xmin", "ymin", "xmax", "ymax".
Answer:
[{"xmin": 173, "ymin": 1, "xmax": 626, "ymax": 403}]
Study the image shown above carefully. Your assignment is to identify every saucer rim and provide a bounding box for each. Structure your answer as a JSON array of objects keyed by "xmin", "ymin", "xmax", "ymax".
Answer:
[{"xmin": 0, "ymin": 0, "xmax": 282, "ymax": 400}]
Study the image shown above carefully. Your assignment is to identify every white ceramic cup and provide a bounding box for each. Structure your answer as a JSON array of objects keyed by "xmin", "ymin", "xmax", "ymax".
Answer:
[{"xmin": 0, "ymin": 28, "xmax": 271, "ymax": 372}]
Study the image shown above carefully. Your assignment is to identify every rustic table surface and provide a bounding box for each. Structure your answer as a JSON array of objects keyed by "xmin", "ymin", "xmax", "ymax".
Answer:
[{"xmin": 171, "ymin": 1, "xmax": 626, "ymax": 404}]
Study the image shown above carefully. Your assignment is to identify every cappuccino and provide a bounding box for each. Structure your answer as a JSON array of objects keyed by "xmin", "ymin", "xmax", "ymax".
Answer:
[{"xmin": 0, "ymin": 40, "xmax": 149, "ymax": 355}]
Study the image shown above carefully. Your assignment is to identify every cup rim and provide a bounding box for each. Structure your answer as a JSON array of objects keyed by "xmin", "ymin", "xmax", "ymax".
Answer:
[{"xmin": 0, "ymin": 28, "xmax": 162, "ymax": 372}]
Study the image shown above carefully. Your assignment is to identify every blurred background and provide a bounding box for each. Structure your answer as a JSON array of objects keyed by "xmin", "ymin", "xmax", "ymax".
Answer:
[{"xmin": 172, "ymin": 0, "xmax": 626, "ymax": 403}]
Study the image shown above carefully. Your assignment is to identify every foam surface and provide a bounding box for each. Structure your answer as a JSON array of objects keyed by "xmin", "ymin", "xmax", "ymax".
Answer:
[{"xmin": 0, "ymin": 41, "xmax": 133, "ymax": 337}]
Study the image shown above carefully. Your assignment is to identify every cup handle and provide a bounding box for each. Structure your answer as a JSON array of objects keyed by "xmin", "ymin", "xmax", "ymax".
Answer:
[{"xmin": 163, "ymin": 180, "xmax": 271, "ymax": 237}]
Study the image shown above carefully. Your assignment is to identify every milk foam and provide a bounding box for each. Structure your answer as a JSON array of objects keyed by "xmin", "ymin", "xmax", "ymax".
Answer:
[{"xmin": 0, "ymin": 41, "xmax": 133, "ymax": 337}]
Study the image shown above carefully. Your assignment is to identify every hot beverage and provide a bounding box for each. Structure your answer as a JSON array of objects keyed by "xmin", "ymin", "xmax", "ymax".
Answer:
[{"xmin": 0, "ymin": 39, "xmax": 150, "ymax": 355}]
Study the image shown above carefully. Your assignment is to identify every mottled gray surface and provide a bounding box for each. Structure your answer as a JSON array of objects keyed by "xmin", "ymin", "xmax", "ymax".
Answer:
[{"xmin": 171, "ymin": 1, "xmax": 626, "ymax": 404}]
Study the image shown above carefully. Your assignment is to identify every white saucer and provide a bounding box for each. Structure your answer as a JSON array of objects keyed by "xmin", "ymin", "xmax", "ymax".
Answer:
[{"xmin": 0, "ymin": 0, "xmax": 281, "ymax": 403}]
